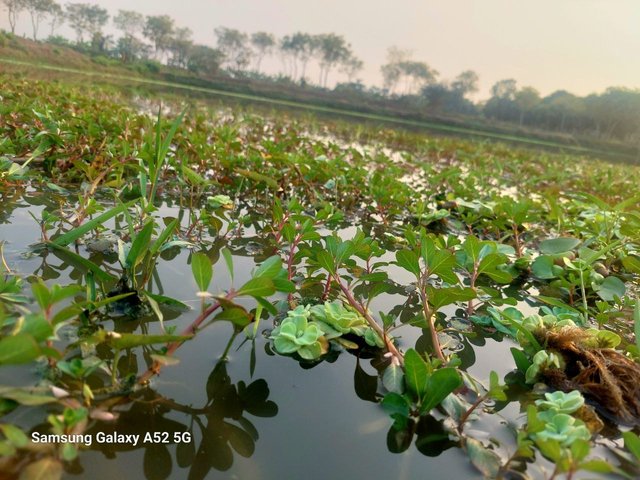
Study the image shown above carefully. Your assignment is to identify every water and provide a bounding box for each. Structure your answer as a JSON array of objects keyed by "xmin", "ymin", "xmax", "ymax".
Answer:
[{"xmin": 0, "ymin": 191, "xmax": 553, "ymax": 480}]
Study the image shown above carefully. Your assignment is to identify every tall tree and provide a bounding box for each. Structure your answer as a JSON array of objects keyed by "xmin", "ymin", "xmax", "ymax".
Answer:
[
  {"xmin": 514, "ymin": 86, "xmax": 540, "ymax": 126},
  {"xmin": 1, "ymin": 0, "xmax": 25, "ymax": 34},
  {"xmin": 143, "ymin": 15, "xmax": 174, "ymax": 60},
  {"xmin": 116, "ymin": 36, "xmax": 147, "ymax": 62},
  {"xmin": 65, "ymin": 3, "xmax": 108, "ymax": 43},
  {"xmin": 490, "ymin": 78, "xmax": 517, "ymax": 100},
  {"xmin": 280, "ymin": 32, "xmax": 317, "ymax": 81},
  {"xmin": 451, "ymin": 70, "xmax": 479, "ymax": 98},
  {"xmin": 214, "ymin": 27, "xmax": 251, "ymax": 72},
  {"xmin": 23, "ymin": 0, "xmax": 53, "ymax": 40},
  {"xmin": 46, "ymin": 0, "xmax": 63, "ymax": 37},
  {"xmin": 187, "ymin": 44, "xmax": 223, "ymax": 76},
  {"xmin": 339, "ymin": 55, "xmax": 363, "ymax": 83},
  {"xmin": 168, "ymin": 26, "xmax": 193, "ymax": 68},
  {"xmin": 316, "ymin": 33, "xmax": 350, "ymax": 87},
  {"xmin": 250, "ymin": 31, "xmax": 275, "ymax": 72},
  {"xmin": 380, "ymin": 47, "xmax": 436, "ymax": 95},
  {"xmin": 113, "ymin": 9, "xmax": 144, "ymax": 39}
]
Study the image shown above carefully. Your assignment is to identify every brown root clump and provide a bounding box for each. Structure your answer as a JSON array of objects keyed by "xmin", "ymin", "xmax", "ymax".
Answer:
[{"xmin": 536, "ymin": 326, "xmax": 640, "ymax": 424}]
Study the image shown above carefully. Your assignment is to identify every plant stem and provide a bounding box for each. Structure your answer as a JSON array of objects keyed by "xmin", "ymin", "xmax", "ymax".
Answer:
[
  {"xmin": 457, "ymin": 393, "xmax": 487, "ymax": 434},
  {"xmin": 336, "ymin": 276, "xmax": 404, "ymax": 365},
  {"xmin": 137, "ymin": 290, "xmax": 237, "ymax": 384},
  {"xmin": 418, "ymin": 286, "xmax": 445, "ymax": 362}
]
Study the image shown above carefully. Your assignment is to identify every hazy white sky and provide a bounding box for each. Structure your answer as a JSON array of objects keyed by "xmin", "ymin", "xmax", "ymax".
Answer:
[{"xmin": 3, "ymin": 0, "xmax": 640, "ymax": 98}]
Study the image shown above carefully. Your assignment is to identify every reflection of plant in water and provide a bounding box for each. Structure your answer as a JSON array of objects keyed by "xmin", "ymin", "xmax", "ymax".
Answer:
[{"xmin": 84, "ymin": 352, "xmax": 277, "ymax": 480}]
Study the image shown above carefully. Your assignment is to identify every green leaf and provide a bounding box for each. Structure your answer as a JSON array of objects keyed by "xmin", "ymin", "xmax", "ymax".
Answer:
[
  {"xmin": 149, "ymin": 219, "xmax": 179, "ymax": 256},
  {"xmin": 51, "ymin": 200, "xmax": 135, "ymax": 246},
  {"xmin": 510, "ymin": 347, "xmax": 531, "ymax": 373},
  {"xmin": 221, "ymin": 247, "xmax": 234, "ymax": 282},
  {"xmin": 426, "ymin": 249, "xmax": 458, "ymax": 284},
  {"xmin": 531, "ymin": 255, "xmax": 559, "ymax": 279},
  {"xmin": 420, "ymin": 367, "xmax": 462, "ymax": 414},
  {"xmin": 143, "ymin": 291, "xmax": 189, "ymax": 310},
  {"xmin": 95, "ymin": 332, "xmax": 191, "ymax": 350},
  {"xmin": 594, "ymin": 276, "xmax": 625, "ymax": 301},
  {"xmin": 570, "ymin": 439, "xmax": 590, "ymax": 462},
  {"xmin": 30, "ymin": 281, "xmax": 50, "ymax": 311},
  {"xmin": 46, "ymin": 243, "xmax": 116, "ymax": 283},
  {"xmin": 382, "ymin": 364, "xmax": 405, "ymax": 394},
  {"xmin": 237, "ymin": 277, "xmax": 276, "ymax": 298},
  {"xmin": 623, "ymin": 431, "xmax": 640, "ymax": 460},
  {"xmin": 621, "ymin": 255, "xmax": 640, "ymax": 274},
  {"xmin": 395, "ymin": 250, "xmax": 421, "ymax": 278},
  {"xmin": 0, "ymin": 424, "xmax": 28, "ymax": 447},
  {"xmin": 381, "ymin": 392, "xmax": 410, "ymax": 417},
  {"xmin": 126, "ymin": 221, "xmax": 154, "ymax": 269},
  {"xmin": 539, "ymin": 238, "xmax": 581, "ymax": 255},
  {"xmin": 0, "ymin": 334, "xmax": 41, "ymax": 365},
  {"xmin": 403, "ymin": 349, "xmax": 428, "ymax": 398},
  {"xmin": 316, "ymin": 250, "xmax": 336, "ymax": 275},
  {"xmin": 488, "ymin": 371, "xmax": 507, "ymax": 401},
  {"xmin": 236, "ymin": 168, "xmax": 279, "ymax": 188},
  {"xmin": 0, "ymin": 387, "xmax": 57, "ymax": 405},
  {"xmin": 427, "ymin": 286, "xmax": 476, "ymax": 310},
  {"xmin": 19, "ymin": 314, "xmax": 53, "ymax": 342},
  {"xmin": 214, "ymin": 307, "xmax": 252, "ymax": 327},
  {"xmin": 579, "ymin": 459, "xmax": 615, "ymax": 474},
  {"xmin": 181, "ymin": 165, "xmax": 208, "ymax": 186},
  {"xmin": 253, "ymin": 255, "xmax": 283, "ymax": 279},
  {"xmin": 191, "ymin": 253, "xmax": 213, "ymax": 292},
  {"xmin": 466, "ymin": 438, "xmax": 501, "ymax": 478},
  {"xmin": 535, "ymin": 296, "xmax": 579, "ymax": 312}
]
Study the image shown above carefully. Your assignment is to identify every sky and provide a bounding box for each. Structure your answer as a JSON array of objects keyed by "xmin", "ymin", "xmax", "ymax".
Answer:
[{"xmin": 3, "ymin": 0, "xmax": 640, "ymax": 99}]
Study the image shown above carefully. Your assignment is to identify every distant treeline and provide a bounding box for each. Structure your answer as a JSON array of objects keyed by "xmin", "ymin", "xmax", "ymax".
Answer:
[{"xmin": 2, "ymin": 0, "xmax": 640, "ymax": 145}]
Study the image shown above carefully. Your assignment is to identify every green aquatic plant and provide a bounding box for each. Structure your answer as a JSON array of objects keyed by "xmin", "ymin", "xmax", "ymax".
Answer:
[
  {"xmin": 535, "ymin": 390, "xmax": 585, "ymax": 418},
  {"xmin": 270, "ymin": 306, "xmax": 327, "ymax": 360},
  {"xmin": 532, "ymin": 413, "xmax": 591, "ymax": 447}
]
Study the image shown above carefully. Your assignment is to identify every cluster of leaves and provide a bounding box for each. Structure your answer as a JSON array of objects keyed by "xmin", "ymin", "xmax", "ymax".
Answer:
[{"xmin": 269, "ymin": 301, "xmax": 382, "ymax": 360}]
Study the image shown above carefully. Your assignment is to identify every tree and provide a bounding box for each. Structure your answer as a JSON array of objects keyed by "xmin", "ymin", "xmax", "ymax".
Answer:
[
  {"xmin": 400, "ymin": 61, "xmax": 437, "ymax": 93},
  {"xmin": 116, "ymin": 35, "xmax": 148, "ymax": 63},
  {"xmin": 65, "ymin": 3, "xmax": 108, "ymax": 43},
  {"xmin": 143, "ymin": 15, "xmax": 174, "ymax": 60},
  {"xmin": 168, "ymin": 27, "xmax": 193, "ymax": 68},
  {"xmin": 490, "ymin": 78, "xmax": 517, "ymax": 100},
  {"xmin": 451, "ymin": 70, "xmax": 479, "ymax": 98},
  {"xmin": 380, "ymin": 48, "xmax": 436, "ymax": 95},
  {"xmin": 339, "ymin": 55, "xmax": 363, "ymax": 83},
  {"xmin": 484, "ymin": 78, "xmax": 519, "ymax": 122},
  {"xmin": 187, "ymin": 44, "xmax": 223, "ymax": 76},
  {"xmin": 279, "ymin": 32, "xmax": 317, "ymax": 81},
  {"xmin": 23, "ymin": 0, "xmax": 53, "ymax": 40},
  {"xmin": 514, "ymin": 86, "xmax": 540, "ymax": 126},
  {"xmin": 422, "ymin": 82, "xmax": 477, "ymax": 115},
  {"xmin": 113, "ymin": 10, "xmax": 144, "ymax": 39},
  {"xmin": 1, "ymin": 0, "xmax": 25, "ymax": 34},
  {"xmin": 46, "ymin": 0, "xmax": 63, "ymax": 37},
  {"xmin": 538, "ymin": 90, "xmax": 585, "ymax": 131},
  {"xmin": 250, "ymin": 31, "xmax": 275, "ymax": 72},
  {"xmin": 215, "ymin": 27, "xmax": 251, "ymax": 72},
  {"xmin": 316, "ymin": 33, "xmax": 351, "ymax": 87}
]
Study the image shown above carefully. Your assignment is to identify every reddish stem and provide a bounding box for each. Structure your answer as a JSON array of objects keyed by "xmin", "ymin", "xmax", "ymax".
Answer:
[
  {"xmin": 336, "ymin": 276, "xmax": 404, "ymax": 365},
  {"xmin": 137, "ymin": 291, "xmax": 237, "ymax": 384}
]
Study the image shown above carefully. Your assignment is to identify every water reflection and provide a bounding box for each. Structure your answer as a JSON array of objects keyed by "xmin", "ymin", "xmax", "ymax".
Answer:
[{"xmin": 77, "ymin": 347, "xmax": 278, "ymax": 480}]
